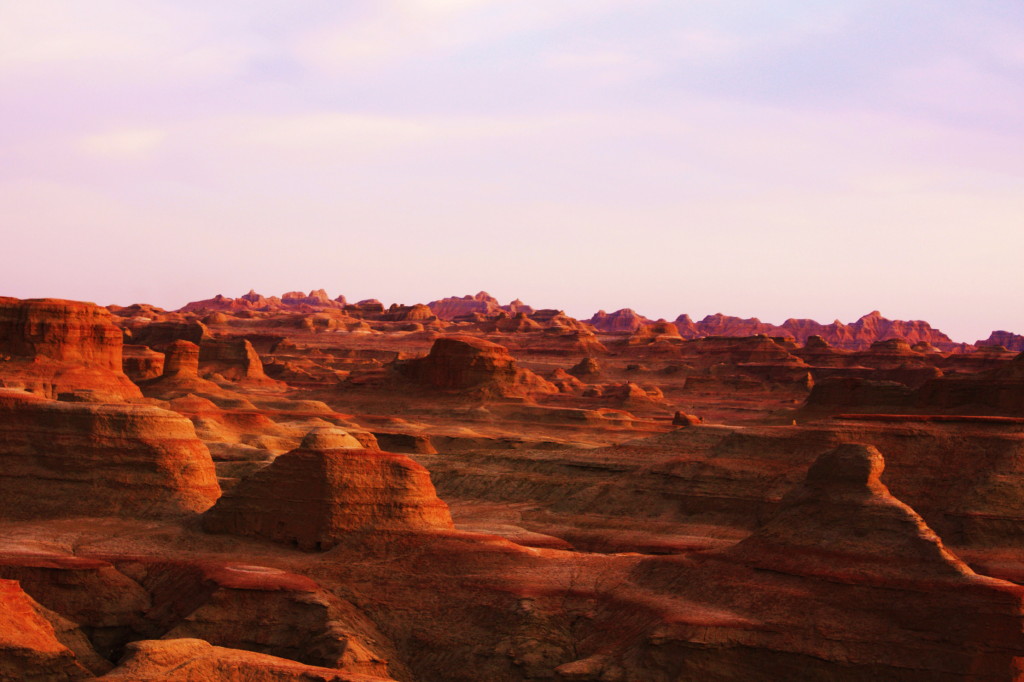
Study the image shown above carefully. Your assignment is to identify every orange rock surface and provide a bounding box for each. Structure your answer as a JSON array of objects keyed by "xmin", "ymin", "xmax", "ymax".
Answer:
[
  {"xmin": 203, "ymin": 428, "xmax": 454, "ymax": 550},
  {"xmin": 4, "ymin": 291, "xmax": 1024, "ymax": 680},
  {"xmin": 0, "ymin": 297, "xmax": 141, "ymax": 400},
  {"xmin": 0, "ymin": 389, "xmax": 220, "ymax": 519}
]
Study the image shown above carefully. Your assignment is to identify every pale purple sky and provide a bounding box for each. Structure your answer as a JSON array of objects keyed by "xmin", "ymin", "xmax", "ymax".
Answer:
[{"xmin": 3, "ymin": 0, "xmax": 1023, "ymax": 342}]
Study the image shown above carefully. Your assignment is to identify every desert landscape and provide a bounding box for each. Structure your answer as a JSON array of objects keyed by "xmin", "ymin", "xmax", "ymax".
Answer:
[
  {"xmin": 5, "ymin": 1, "xmax": 1024, "ymax": 680},
  {"xmin": 1, "ymin": 290, "xmax": 1023, "ymax": 680}
]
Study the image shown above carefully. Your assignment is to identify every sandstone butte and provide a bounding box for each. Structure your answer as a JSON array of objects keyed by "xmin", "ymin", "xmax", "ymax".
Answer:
[
  {"xmin": 2, "ymin": 291, "xmax": 1024, "ymax": 681},
  {"xmin": 0, "ymin": 297, "xmax": 141, "ymax": 401},
  {"xmin": 202, "ymin": 427, "xmax": 454, "ymax": 550}
]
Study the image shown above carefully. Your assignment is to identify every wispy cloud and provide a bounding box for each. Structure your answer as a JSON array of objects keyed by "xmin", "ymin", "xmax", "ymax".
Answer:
[
  {"xmin": 77, "ymin": 128, "xmax": 167, "ymax": 159},
  {"xmin": 1, "ymin": 1, "xmax": 1023, "ymax": 340}
]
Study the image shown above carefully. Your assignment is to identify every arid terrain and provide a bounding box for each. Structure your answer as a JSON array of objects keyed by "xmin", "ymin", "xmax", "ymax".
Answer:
[{"xmin": 2, "ymin": 289, "xmax": 1024, "ymax": 681}]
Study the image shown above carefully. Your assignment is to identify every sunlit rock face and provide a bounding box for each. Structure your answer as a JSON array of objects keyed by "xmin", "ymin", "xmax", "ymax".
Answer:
[{"xmin": 0, "ymin": 297, "xmax": 142, "ymax": 400}]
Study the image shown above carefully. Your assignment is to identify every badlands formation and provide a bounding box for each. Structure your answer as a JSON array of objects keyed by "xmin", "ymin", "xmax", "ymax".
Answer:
[{"xmin": 1, "ymin": 290, "xmax": 1024, "ymax": 681}]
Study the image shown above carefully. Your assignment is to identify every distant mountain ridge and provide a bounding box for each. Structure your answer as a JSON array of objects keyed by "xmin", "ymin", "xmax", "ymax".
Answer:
[
  {"xmin": 588, "ymin": 309, "xmax": 961, "ymax": 351},
  {"xmin": 166, "ymin": 289, "xmax": 1011, "ymax": 352}
]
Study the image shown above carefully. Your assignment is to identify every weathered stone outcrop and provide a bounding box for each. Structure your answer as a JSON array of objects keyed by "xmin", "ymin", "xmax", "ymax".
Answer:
[
  {"xmin": 101, "ymin": 638, "xmax": 397, "ymax": 681},
  {"xmin": 0, "ymin": 297, "xmax": 141, "ymax": 400},
  {"xmin": 121, "ymin": 345, "xmax": 164, "ymax": 382},
  {"xmin": 382, "ymin": 303, "xmax": 434, "ymax": 322},
  {"xmin": 0, "ymin": 578, "xmax": 94, "ymax": 681},
  {"xmin": 587, "ymin": 309, "xmax": 650, "ymax": 333},
  {"xmin": 400, "ymin": 336, "xmax": 557, "ymax": 398},
  {"xmin": 163, "ymin": 340, "xmax": 200, "ymax": 377},
  {"xmin": 0, "ymin": 553, "xmax": 150, "ymax": 662},
  {"xmin": 138, "ymin": 340, "xmax": 223, "ymax": 399},
  {"xmin": 977, "ymin": 330, "xmax": 1024, "ymax": 352},
  {"xmin": 626, "ymin": 320, "xmax": 682, "ymax": 345},
  {"xmin": 128, "ymin": 320, "xmax": 207, "ymax": 350},
  {"xmin": 914, "ymin": 352, "xmax": 1024, "ymax": 416},
  {"xmin": 0, "ymin": 389, "xmax": 220, "ymax": 519},
  {"xmin": 158, "ymin": 562, "xmax": 397, "ymax": 678},
  {"xmin": 724, "ymin": 444, "xmax": 972, "ymax": 579},
  {"xmin": 203, "ymin": 428, "xmax": 453, "ymax": 550},
  {"xmin": 568, "ymin": 356, "xmax": 601, "ymax": 378},
  {"xmin": 629, "ymin": 445, "xmax": 1024, "ymax": 680},
  {"xmin": 664, "ymin": 310, "xmax": 961, "ymax": 350},
  {"xmin": 426, "ymin": 291, "xmax": 503, "ymax": 320},
  {"xmin": 199, "ymin": 338, "xmax": 283, "ymax": 388},
  {"xmin": 805, "ymin": 376, "xmax": 915, "ymax": 410}
]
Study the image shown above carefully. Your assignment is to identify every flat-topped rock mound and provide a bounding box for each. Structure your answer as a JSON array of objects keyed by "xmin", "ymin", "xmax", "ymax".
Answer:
[
  {"xmin": 0, "ymin": 297, "xmax": 141, "ymax": 400},
  {"xmin": 203, "ymin": 429, "xmax": 454, "ymax": 550},
  {"xmin": 0, "ymin": 389, "xmax": 220, "ymax": 519},
  {"xmin": 399, "ymin": 335, "xmax": 556, "ymax": 398}
]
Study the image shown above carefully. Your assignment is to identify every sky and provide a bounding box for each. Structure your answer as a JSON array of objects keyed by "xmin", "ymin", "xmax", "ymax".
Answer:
[{"xmin": 2, "ymin": 0, "xmax": 1023, "ymax": 342}]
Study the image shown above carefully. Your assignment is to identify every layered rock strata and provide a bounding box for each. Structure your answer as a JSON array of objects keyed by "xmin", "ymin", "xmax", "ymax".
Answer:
[
  {"xmin": 0, "ymin": 297, "xmax": 141, "ymax": 400},
  {"xmin": 203, "ymin": 428, "xmax": 453, "ymax": 549},
  {"xmin": 0, "ymin": 389, "xmax": 220, "ymax": 519}
]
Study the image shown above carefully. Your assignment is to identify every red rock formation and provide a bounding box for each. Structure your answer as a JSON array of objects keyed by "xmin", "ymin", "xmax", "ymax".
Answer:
[
  {"xmin": 978, "ymin": 330, "xmax": 1024, "ymax": 352},
  {"xmin": 121, "ymin": 344, "xmax": 164, "ymax": 382},
  {"xmin": 202, "ymin": 311, "xmax": 231, "ymax": 325},
  {"xmin": 485, "ymin": 312, "xmax": 543, "ymax": 333},
  {"xmin": 548, "ymin": 368, "xmax": 585, "ymax": 393},
  {"xmin": 106, "ymin": 303, "xmax": 166, "ymax": 320},
  {"xmin": 400, "ymin": 335, "xmax": 557, "ymax": 398},
  {"xmin": 725, "ymin": 444, "xmax": 971, "ymax": 579},
  {"xmin": 0, "ymin": 553, "xmax": 150, "ymax": 662},
  {"xmin": 203, "ymin": 427, "xmax": 454, "ymax": 550},
  {"xmin": 672, "ymin": 314, "xmax": 700, "ymax": 338},
  {"xmin": 0, "ymin": 389, "xmax": 220, "ymax": 519},
  {"xmin": 667, "ymin": 310, "xmax": 962, "ymax": 350},
  {"xmin": 128, "ymin": 320, "xmax": 207, "ymax": 349},
  {"xmin": 139, "ymin": 340, "xmax": 223, "ymax": 399},
  {"xmin": 504, "ymin": 298, "xmax": 534, "ymax": 315},
  {"xmin": 587, "ymin": 309, "xmax": 650, "ymax": 333},
  {"xmin": 915, "ymin": 351, "xmax": 1024, "ymax": 416},
  {"xmin": 672, "ymin": 411, "xmax": 702, "ymax": 426},
  {"xmin": 568, "ymin": 357, "xmax": 601, "ymax": 378},
  {"xmin": 693, "ymin": 313, "xmax": 780, "ymax": 338},
  {"xmin": 198, "ymin": 338, "xmax": 283, "ymax": 388},
  {"xmin": 427, "ymin": 291, "xmax": 502, "ymax": 320},
  {"xmin": 382, "ymin": 303, "xmax": 435, "ymax": 322},
  {"xmin": 347, "ymin": 299, "xmax": 386, "ymax": 316},
  {"xmin": 626, "ymin": 320, "xmax": 682, "ymax": 345},
  {"xmin": 0, "ymin": 578, "xmax": 93, "ymax": 680},
  {"xmin": 163, "ymin": 339, "xmax": 200, "ymax": 376},
  {"xmin": 281, "ymin": 289, "xmax": 337, "ymax": 307},
  {"xmin": 0, "ymin": 297, "xmax": 141, "ymax": 400},
  {"xmin": 805, "ymin": 376, "xmax": 915, "ymax": 410},
  {"xmin": 180, "ymin": 289, "xmax": 345, "ymax": 314},
  {"xmin": 180, "ymin": 294, "xmax": 259, "ymax": 313},
  {"xmin": 158, "ymin": 562, "xmax": 397, "ymax": 677},
  {"xmin": 102, "ymin": 638, "xmax": 397, "ymax": 681},
  {"xmin": 628, "ymin": 444, "xmax": 1024, "ymax": 680}
]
